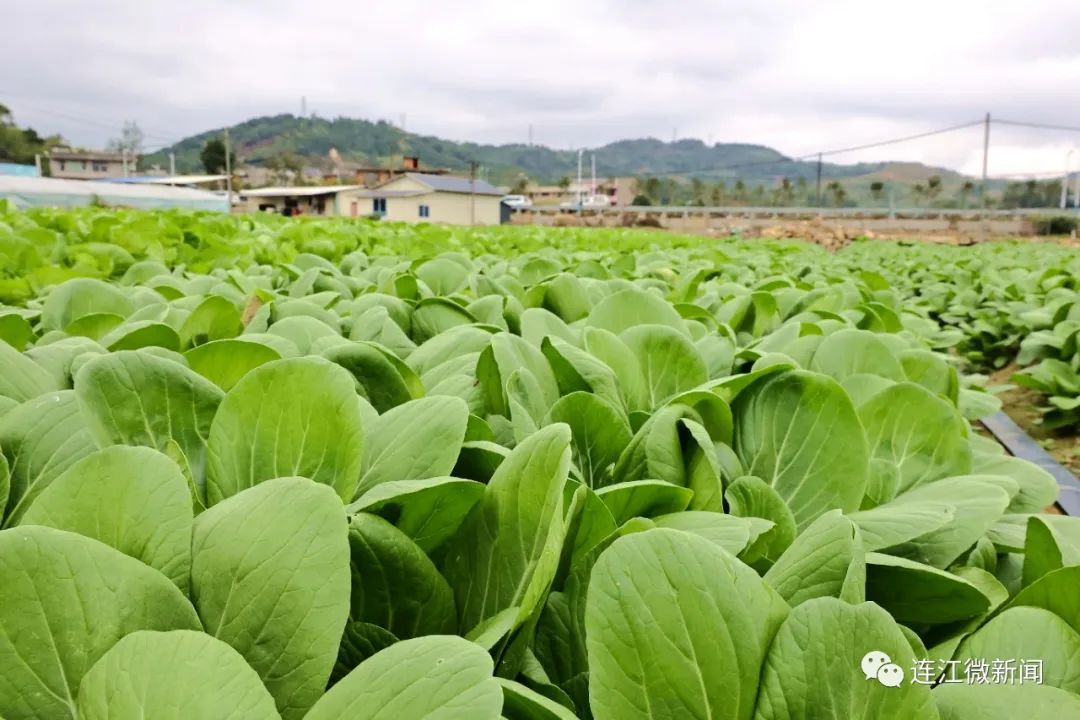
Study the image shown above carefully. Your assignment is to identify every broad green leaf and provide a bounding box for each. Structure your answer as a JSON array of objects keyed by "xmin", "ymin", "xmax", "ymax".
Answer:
[
  {"xmin": 586, "ymin": 528, "xmax": 788, "ymax": 720},
  {"xmin": 883, "ymin": 477, "xmax": 1012, "ymax": 569},
  {"xmin": 18, "ymin": 446, "xmax": 192, "ymax": 590},
  {"xmin": 546, "ymin": 391, "xmax": 631, "ymax": 488},
  {"xmin": 581, "ymin": 327, "xmax": 649, "ymax": 413},
  {"xmin": 499, "ymin": 678, "xmax": 578, "ymax": 720},
  {"xmin": 733, "ymin": 369, "xmax": 869, "ymax": 529},
  {"xmin": 866, "ymin": 553, "xmax": 990, "ymax": 625},
  {"xmin": 586, "ymin": 288, "xmax": 685, "ymax": 335},
  {"xmin": 810, "ymin": 328, "xmax": 906, "ymax": 381},
  {"xmin": 621, "ymin": 324, "xmax": 708, "ymax": 408},
  {"xmin": 595, "ymin": 480, "xmax": 694, "ymax": 524},
  {"xmin": 178, "ymin": 295, "xmax": 242, "ymax": 348},
  {"xmin": 440, "ymin": 424, "xmax": 571, "ymax": 633},
  {"xmin": 206, "ymin": 357, "xmax": 364, "ymax": 504},
  {"xmin": 332, "ymin": 622, "xmax": 399, "ymax": 685},
  {"xmin": 265, "ymin": 315, "xmax": 340, "ymax": 355},
  {"xmin": 191, "ymin": 477, "xmax": 350, "ymax": 720},
  {"xmin": 100, "ymin": 320, "xmax": 181, "ymax": 352},
  {"xmin": 75, "ymin": 630, "xmax": 280, "ymax": 720},
  {"xmin": 859, "ymin": 382, "xmax": 971, "ymax": 494},
  {"xmin": 306, "ymin": 635, "xmax": 502, "ymax": 720},
  {"xmin": 183, "ymin": 338, "xmax": 281, "ymax": 391},
  {"xmin": 0, "ymin": 526, "xmax": 200, "ymax": 720},
  {"xmin": 73, "ymin": 351, "xmax": 223, "ymax": 504},
  {"xmin": 348, "ymin": 477, "xmax": 485, "ymax": 554},
  {"xmin": 324, "ymin": 341, "xmax": 423, "ymax": 413},
  {"xmin": 932, "ymin": 683, "xmax": 1080, "ymax": 719},
  {"xmin": 358, "ymin": 396, "xmax": 469, "ymax": 496},
  {"xmin": 725, "ymin": 475, "xmax": 797, "ymax": 569},
  {"xmin": 972, "ymin": 454, "xmax": 1059, "ymax": 513},
  {"xmin": 1024, "ymin": 515, "xmax": 1080, "ymax": 587},
  {"xmin": 764, "ymin": 510, "xmax": 865, "ymax": 606},
  {"xmin": 1002, "ymin": 565, "xmax": 1080, "ymax": 635},
  {"xmin": 0, "ymin": 390, "xmax": 97, "ymax": 527},
  {"xmin": 346, "ymin": 513, "xmax": 456, "ymax": 637},
  {"xmin": 849, "ymin": 498, "xmax": 955, "ymax": 552},
  {"xmin": 954, "ymin": 607, "xmax": 1080, "ymax": 692},
  {"xmin": 411, "ymin": 298, "xmax": 476, "ymax": 342},
  {"xmin": 0, "ymin": 339, "xmax": 56, "ymax": 402},
  {"xmin": 40, "ymin": 278, "xmax": 134, "ymax": 332},
  {"xmin": 753, "ymin": 598, "xmax": 938, "ymax": 719},
  {"xmin": 652, "ymin": 511, "xmax": 761, "ymax": 556}
]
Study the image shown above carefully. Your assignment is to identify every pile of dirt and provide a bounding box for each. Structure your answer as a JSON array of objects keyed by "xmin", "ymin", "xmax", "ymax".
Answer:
[{"xmin": 757, "ymin": 218, "xmax": 872, "ymax": 250}]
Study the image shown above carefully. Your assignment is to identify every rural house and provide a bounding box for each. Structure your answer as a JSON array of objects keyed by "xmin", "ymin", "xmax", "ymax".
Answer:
[
  {"xmin": 49, "ymin": 149, "xmax": 131, "ymax": 180},
  {"xmin": 356, "ymin": 173, "xmax": 504, "ymax": 225},
  {"xmin": 240, "ymin": 172, "xmax": 505, "ymax": 224}
]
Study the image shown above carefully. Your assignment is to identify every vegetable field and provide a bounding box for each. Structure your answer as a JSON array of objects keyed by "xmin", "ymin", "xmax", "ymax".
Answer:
[{"xmin": 2, "ymin": 206, "xmax": 1080, "ymax": 719}]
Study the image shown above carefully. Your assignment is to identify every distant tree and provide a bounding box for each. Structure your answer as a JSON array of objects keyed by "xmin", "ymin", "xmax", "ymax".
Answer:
[
  {"xmin": 926, "ymin": 175, "xmax": 943, "ymax": 203},
  {"xmin": 825, "ymin": 181, "xmax": 847, "ymax": 207},
  {"xmin": 750, "ymin": 184, "xmax": 767, "ymax": 205},
  {"xmin": 958, "ymin": 180, "xmax": 975, "ymax": 208},
  {"xmin": 690, "ymin": 177, "xmax": 706, "ymax": 205},
  {"xmin": 107, "ymin": 121, "xmax": 144, "ymax": 157},
  {"xmin": 641, "ymin": 177, "xmax": 662, "ymax": 204},
  {"xmin": 710, "ymin": 181, "xmax": 726, "ymax": 206},
  {"xmin": 511, "ymin": 176, "xmax": 528, "ymax": 194},
  {"xmin": 732, "ymin": 179, "xmax": 747, "ymax": 203},
  {"xmin": 200, "ymin": 138, "xmax": 236, "ymax": 175},
  {"xmin": 912, "ymin": 183, "xmax": 926, "ymax": 205},
  {"xmin": 631, "ymin": 194, "xmax": 652, "ymax": 206},
  {"xmin": 557, "ymin": 176, "xmax": 571, "ymax": 191},
  {"xmin": 795, "ymin": 176, "xmax": 810, "ymax": 204},
  {"xmin": 0, "ymin": 104, "xmax": 62, "ymax": 164},
  {"xmin": 869, "ymin": 181, "xmax": 885, "ymax": 202},
  {"xmin": 775, "ymin": 177, "xmax": 795, "ymax": 206}
]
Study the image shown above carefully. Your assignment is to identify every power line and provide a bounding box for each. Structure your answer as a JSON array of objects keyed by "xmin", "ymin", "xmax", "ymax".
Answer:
[
  {"xmin": 995, "ymin": 119, "xmax": 1080, "ymax": 134},
  {"xmin": 800, "ymin": 119, "xmax": 984, "ymax": 159},
  {"xmin": 0, "ymin": 95, "xmax": 183, "ymax": 143}
]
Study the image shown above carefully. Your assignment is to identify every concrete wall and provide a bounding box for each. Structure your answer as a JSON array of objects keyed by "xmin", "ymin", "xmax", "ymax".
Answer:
[
  {"xmin": 410, "ymin": 192, "xmax": 500, "ymax": 225},
  {"xmin": 509, "ymin": 209, "xmax": 1029, "ymax": 236}
]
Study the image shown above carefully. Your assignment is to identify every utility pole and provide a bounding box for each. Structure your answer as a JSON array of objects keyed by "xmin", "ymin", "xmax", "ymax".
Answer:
[
  {"xmin": 400, "ymin": 113, "xmax": 406, "ymax": 132},
  {"xmin": 469, "ymin": 160, "xmax": 477, "ymax": 225},
  {"xmin": 301, "ymin": 96, "xmax": 307, "ymax": 116},
  {"xmin": 169, "ymin": 152, "xmax": 176, "ymax": 177},
  {"xmin": 528, "ymin": 123, "xmax": 533, "ymax": 147},
  {"xmin": 576, "ymin": 149, "xmax": 584, "ymax": 208},
  {"xmin": 591, "ymin": 154, "xmax": 596, "ymax": 196},
  {"xmin": 979, "ymin": 112, "xmax": 990, "ymax": 242},
  {"xmin": 1061, "ymin": 149, "xmax": 1075, "ymax": 210},
  {"xmin": 815, "ymin": 153, "xmax": 823, "ymax": 208},
  {"xmin": 224, "ymin": 128, "xmax": 233, "ymax": 213},
  {"xmin": 122, "ymin": 149, "xmax": 129, "ymax": 177},
  {"xmin": 33, "ymin": 153, "xmax": 41, "ymax": 176}
]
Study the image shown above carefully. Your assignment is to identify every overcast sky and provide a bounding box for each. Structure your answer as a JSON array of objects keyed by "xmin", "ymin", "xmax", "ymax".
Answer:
[{"xmin": 3, "ymin": 0, "xmax": 1079, "ymax": 177}]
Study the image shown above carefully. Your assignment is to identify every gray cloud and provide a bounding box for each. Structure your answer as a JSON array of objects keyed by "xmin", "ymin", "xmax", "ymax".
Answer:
[{"xmin": 2, "ymin": 0, "xmax": 1078, "ymax": 174}]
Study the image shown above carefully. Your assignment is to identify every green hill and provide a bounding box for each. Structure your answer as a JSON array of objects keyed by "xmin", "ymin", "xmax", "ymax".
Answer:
[{"xmin": 141, "ymin": 113, "xmax": 946, "ymax": 186}]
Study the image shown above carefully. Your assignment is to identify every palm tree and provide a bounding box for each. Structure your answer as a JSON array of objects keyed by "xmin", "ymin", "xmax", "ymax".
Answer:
[
  {"xmin": 958, "ymin": 181, "xmax": 975, "ymax": 208},
  {"xmin": 733, "ymin": 180, "xmax": 747, "ymax": 203},
  {"xmin": 870, "ymin": 181, "xmax": 885, "ymax": 202}
]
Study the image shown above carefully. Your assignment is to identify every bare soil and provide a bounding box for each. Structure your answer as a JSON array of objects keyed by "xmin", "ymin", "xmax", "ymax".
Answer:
[{"xmin": 989, "ymin": 364, "xmax": 1080, "ymax": 477}]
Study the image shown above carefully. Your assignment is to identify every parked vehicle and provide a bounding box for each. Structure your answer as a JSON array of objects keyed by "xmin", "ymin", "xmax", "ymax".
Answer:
[
  {"xmin": 560, "ymin": 194, "xmax": 613, "ymax": 209},
  {"xmin": 501, "ymin": 194, "xmax": 532, "ymax": 209}
]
